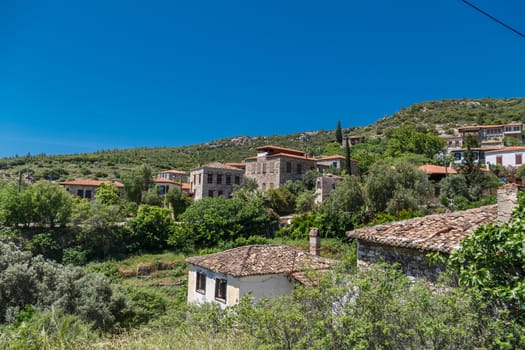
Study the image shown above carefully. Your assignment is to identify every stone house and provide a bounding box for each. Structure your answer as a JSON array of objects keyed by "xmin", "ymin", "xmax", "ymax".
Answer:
[
  {"xmin": 157, "ymin": 169, "xmax": 188, "ymax": 183},
  {"xmin": 244, "ymin": 145, "xmax": 318, "ymax": 190},
  {"xmin": 189, "ymin": 162, "xmax": 243, "ymax": 200},
  {"xmin": 314, "ymin": 173, "xmax": 342, "ymax": 204},
  {"xmin": 186, "ymin": 240, "xmax": 336, "ymax": 308},
  {"xmin": 316, "ymin": 155, "xmax": 359, "ymax": 175},
  {"xmin": 346, "ymin": 184, "xmax": 519, "ymax": 281},
  {"xmin": 60, "ymin": 179, "xmax": 125, "ymax": 199}
]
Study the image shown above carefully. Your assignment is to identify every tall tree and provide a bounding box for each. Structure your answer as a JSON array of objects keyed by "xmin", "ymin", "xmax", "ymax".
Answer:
[
  {"xmin": 335, "ymin": 120, "xmax": 343, "ymax": 145},
  {"xmin": 344, "ymin": 138, "xmax": 352, "ymax": 175}
]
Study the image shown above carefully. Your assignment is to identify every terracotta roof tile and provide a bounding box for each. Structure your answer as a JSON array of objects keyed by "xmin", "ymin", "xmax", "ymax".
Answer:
[
  {"xmin": 153, "ymin": 178, "xmax": 183, "ymax": 186},
  {"xmin": 418, "ymin": 164, "xmax": 457, "ymax": 175},
  {"xmin": 193, "ymin": 162, "xmax": 245, "ymax": 171},
  {"xmin": 485, "ymin": 146, "xmax": 525, "ymax": 153},
  {"xmin": 346, "ymin": 205, "xmax": 497, "ymax": 254},
  {"xmin": 158, "ymin": 169, "xmax": 187, "ymax": 175},
  {"xmin": 256, "ymin": 145, "xmax": 307, "ymax": 157},
  {"xmin": 186, "ymin": 245, "xmax": 337, "ymax": 278},
  {"xmin": 60, "ymin": 179, "xmax": 124, "ymax": 188}
]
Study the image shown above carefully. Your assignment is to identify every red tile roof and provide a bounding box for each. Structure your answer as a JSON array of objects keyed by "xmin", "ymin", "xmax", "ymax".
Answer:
[
  {"xmin": 225, "ymin": 162, "xmax": 246, "ymax": 169},
  {"xmin": 158, "ymin": 169, "xmax": 187, "ymax": 175},
  {"xmin": 256, "ymin": 145, "xmax": 307, "ymax": 157},
  {"xmin": 265, "ymin": 153, "xmax": 317, "ymax": 161},
  {"xmin": 60, "ymin": 179, "xmax": 124, "ymax": 188},
  {"xmin": 485, "ymin": 146, "xmax": 525, "ymax": 153},
  {"xmin": 186, "ymin": 245, "xmax": 336, "ymax": 278},
  {"xmin": 418, "ymin": 164, "xmax": 458, "ymax": 175},
  {"xmin": 317, "ymin": 155, "xmax": 345, "ymax": 160},
  {"xmin": 347, "ymin": 205, "xmax": 497, "ymax": 254},
  {"xmin": 153, "ymin": 178, "xmax": 183, "ymax": 186}
]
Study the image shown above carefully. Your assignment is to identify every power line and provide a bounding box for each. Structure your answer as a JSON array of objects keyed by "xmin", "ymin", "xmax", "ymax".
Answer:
[{"xmin": 461, "ymin": 0, "xmax": 525, "ymax": 39}]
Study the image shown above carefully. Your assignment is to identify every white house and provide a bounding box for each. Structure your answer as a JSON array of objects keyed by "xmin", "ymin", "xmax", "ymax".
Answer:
[
  {"xmin": 185, "ymin": 243, "xmax": 336, "ymax": 308},
  {"xmin": 485, "ymin": 146, "xmax": 525, "ymax": 168}
]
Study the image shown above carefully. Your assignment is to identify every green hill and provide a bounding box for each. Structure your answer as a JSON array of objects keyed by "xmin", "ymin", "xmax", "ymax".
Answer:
[{"xmin": 1, "ymin": 97, "xmax": 524, "ymax": 182}]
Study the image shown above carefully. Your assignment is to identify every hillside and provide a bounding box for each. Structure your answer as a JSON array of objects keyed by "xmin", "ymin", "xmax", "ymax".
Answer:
[{"xmin": 1, "ymin": 97, "xmax": 524, "ymax": 182}]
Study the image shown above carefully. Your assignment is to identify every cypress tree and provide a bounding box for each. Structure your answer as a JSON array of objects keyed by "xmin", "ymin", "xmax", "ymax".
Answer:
[
  {"xmin": 336, "ymin": 120, "xmax": 343, "ymax": 145},
  {"xmin": 345, "ymin": 137, "xmax": 352, "ymax": 175}
]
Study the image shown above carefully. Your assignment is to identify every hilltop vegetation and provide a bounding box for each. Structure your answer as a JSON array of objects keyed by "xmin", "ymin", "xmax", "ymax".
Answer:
[{"xmin": 1, "ymin": 98, "xmax": 524, "ymax": 182}]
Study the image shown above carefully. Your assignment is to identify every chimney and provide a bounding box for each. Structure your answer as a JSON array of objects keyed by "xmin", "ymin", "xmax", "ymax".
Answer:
[
  {"xmin": 497, "ymin": 183, "xmax": 519, "ymax": 223},
  {"xmin": 309, "ymin": 227, "xmax": 320, "ymax": 256}
]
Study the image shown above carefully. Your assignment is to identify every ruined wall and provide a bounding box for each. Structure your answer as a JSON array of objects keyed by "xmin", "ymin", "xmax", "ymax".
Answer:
[{"xmin": 356, "ymin": 241, "xmax": 446, "ymax": 281}]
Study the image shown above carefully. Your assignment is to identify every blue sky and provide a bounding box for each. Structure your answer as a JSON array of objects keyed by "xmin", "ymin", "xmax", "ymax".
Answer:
[{"xmin": 1, "ymin": 0, "xmax": 524, "ymax": 157}]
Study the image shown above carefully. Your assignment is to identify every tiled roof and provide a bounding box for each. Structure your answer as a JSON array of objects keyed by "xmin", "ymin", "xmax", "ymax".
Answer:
[
  {"xmin": 256, "ymin": 145, "xmax": 307, "ymax": 157},
  {"xmin": 266, "ymin": 153, "xmax": 317, "ymax": 161},
  {"xmin": 317, "ymin": 155, "xmax": 345, "ymax": 160},
  {"xmin": 485, "ymin": 146, "xmax": 525, "ymax": 154},
  {"xmin": 181, "ymin": 183, "xmax": 191, "ymax": 190},
  {"xmin": 347, "ymin": 205, "xmax": 497, "ymax": 254},
  {"xmin": 418, "ymin": 164, "xmax": 457, "ymax": 175},
  {"xmin": 158, "ymin": 169, "xmax": 187, "ymax": 175},
  {"xmin": 60, "ymin": 179, "xmax": 124, "ymax": 188},
  {"xmin": 186, "ymin": 245, "xmax": 337, "ymax": 278},
  {"xmin": 153, "ymin": 178, "xmax": 183, "ymax": 185},
  {"xmin": 225, "ymin": 162, "xmax": 246, "ymax": 169},
  {"xmin": 193, "ymin": 162, "xmax": 245, "ymax": 171}
]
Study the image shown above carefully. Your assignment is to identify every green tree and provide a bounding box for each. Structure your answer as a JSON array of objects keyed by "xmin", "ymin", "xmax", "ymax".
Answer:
[
  {"xmin": 30, "ymin": 181, "xmax": 72, "ymax": 227},
  {"xmin": 335, "ymin": 120, "xmax": 343, "ymax": 144},
  {"xmin": 126, "ymin": 205, "xmax": 175, "ymax": 251},
  {"xmin": 344, "ymin": 137, "xmax": 352, "ymax": 175},
  {"xmin": 448, "ymin": 191, "xmax": 525, "ymax": 321},
  {"xmin": 316, "ymin": 175, "xmax": 365, "ymax": 237},
  {"xmin": 95, "ymin": 183, "xmax": 120, "ymax": 205},
  {"xmin": 169, "ymin": 197, "xmax": 278, "ymax": 249},
  {"xmin": 385, "ymin": 125, "xmax": 446, "ymax": 159},
  {"xmin": 122, "ymin": 164, "xmax": 153, "ymax": 204},
  {"xmin": 165, "ymin": 188, "xmax": 192, "ymax": 219}
]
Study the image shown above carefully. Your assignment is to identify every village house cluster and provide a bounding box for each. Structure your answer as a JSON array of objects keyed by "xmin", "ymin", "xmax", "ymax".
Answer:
[{"xmin": 59, "ymin": 144, "xmax": 358, "ymax": 203}]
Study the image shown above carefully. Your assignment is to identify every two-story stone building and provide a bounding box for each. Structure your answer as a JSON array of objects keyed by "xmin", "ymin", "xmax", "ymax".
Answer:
[
  {"xmin": 189, "ymin": 162, "xmax": 243, "ymax": 200},
  {"xmin": 244, "ymin": 145, "xmax": 318, "ymax": 190}
]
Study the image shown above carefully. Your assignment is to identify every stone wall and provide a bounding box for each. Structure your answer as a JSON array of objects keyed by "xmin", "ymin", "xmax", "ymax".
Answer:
[
  {"xmin": 190, "ymin": 167, "xmax": 243, "ymax": 200},
  {"xmin": 356, "ymin": 241, "xmax": 446, "ymax": 281},
  {"xmin": 245, "ymin": 156, "xmax": 316, "ymax": 190}
]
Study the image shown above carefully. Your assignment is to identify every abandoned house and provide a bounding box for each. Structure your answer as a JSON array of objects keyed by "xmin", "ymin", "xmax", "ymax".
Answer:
[
  {"xmin": 189, "ymin": 162, "xmax": 244, "ymax": 200},
  {"xmin": 346, "ymin": 184, "xmax": 519, "ymax": 281},
  {"xmin": 186, "ymin": 232, "xmax": 336, "ymax": 307}
]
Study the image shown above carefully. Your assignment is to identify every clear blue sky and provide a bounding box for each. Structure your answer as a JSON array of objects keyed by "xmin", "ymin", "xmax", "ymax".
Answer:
[{"xmin": 1, "ymin": 0, "xmax": 524, "ymax": 157}]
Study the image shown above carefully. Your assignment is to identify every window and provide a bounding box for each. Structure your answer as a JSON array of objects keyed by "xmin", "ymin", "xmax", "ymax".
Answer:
[
  {"xmin": 217, "ymin": 174, "xmax": 222, "ymax": 184},
  {"xmin": 263, "ymin": 163, "xmax": 266, "ymax": 174},
  {"xmin": 269, "ymin": 183, "xmax": 274, "ymax": 189},
  {"xmin": 85, "ymin": 190, "xmax": 92, "ymax": 199},
  {"xmin": 196, "ymin": 272, "xmax": 206, "ymax": 294},
  {"xmin": 215, "ymin": 278, "xmax": 227, "ymax": 302},
  {"xmin": 218, "ymin": 190, "xmax": 223, "ymax": 197},
  {"xmin": 77, "ymin": 189, "xmax": 84, "ymax": 197},
  {"xmin": 208, "ymin": 190, "xmax": 214, "ymax": 197},
  {"xmin": 262, "ymin": 183, "xmax": 266, "ymax": 190},
  {"xmin": 497, "ymin": 156, "xmax": 503, "ymax": 165},
  {"xmin": 226, "ymin": 175, "xmax": 231, "ymax": 185},
  {"xmin": 198, "ymin": 174, "xmax": 201, "ymax": 185},
  {"xmin": 159, "ymin": 185, "xmax": 166, "ymax": 195},
  {"xmin": 332, "ymin": 161, "xmax": 338, "ymax": 168},
  {"xmin": 234, "ymin": 176, "xmax": 240, "ymax": 185},
  {"xmin": 296, "ymin": 164, "xmax": 302, "ymax": 174},
  {"xmin": 207, "ymin": 173, "xmax": 213, "ymax": 184},
  {"xmin": 517, "ymin": 154, "xmax": 522, "ymax": 165},
  {"xmin": 286, "ymin": 162, "xmax": 292, "ymax": 173}
]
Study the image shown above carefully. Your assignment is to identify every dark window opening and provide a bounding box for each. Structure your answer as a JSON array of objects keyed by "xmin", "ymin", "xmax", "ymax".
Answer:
[
  {"xmin": 215, "ymin": 278, "xmax": 227, "ymax": 302},
  {"xmin": 196, "ymin": 272, "xmax": 206, "ymax": 294}
]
